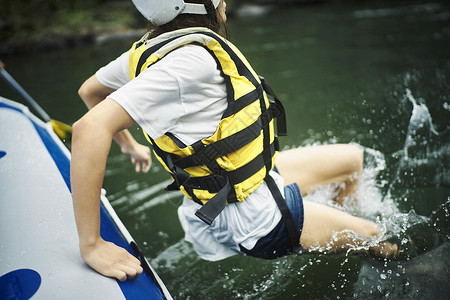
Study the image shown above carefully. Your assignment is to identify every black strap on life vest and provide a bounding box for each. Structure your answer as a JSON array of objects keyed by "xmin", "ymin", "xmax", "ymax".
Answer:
[
  {"xmin": 134, "ymin": 35, "xmax": 185, "ymax": 78},
  {"xmin": 259, "ymin": 76, "xmax": 287, "ymax": 136},
  {"xmin": 194, "ymin": 176, "xmax": 232, "ymax": 224},
  {"xmin": 264, "ymin": 174, "xmax": 303, "ymax": 255},
  {"xmin": 191, "ymin": 139, "xmax": 277, "ymax": 225},
  {"xmin": 175, "ymin": 117, "xmax": 262, "ymax": 170}
]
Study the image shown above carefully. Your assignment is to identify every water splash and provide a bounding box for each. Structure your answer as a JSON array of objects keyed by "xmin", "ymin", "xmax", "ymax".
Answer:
[
  {"xmin": 384, "ymin": 88, "xmax": 443, "ymax": 201},
  {"xmin": 402, "ymin": 88, "xmax": 438, "ymax": 160}
]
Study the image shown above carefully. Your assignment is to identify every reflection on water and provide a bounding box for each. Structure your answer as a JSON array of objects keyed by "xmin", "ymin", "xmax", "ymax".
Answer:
[{"xmin": 1, "ymin": 0, "xmax": 449, "ymax": 299}]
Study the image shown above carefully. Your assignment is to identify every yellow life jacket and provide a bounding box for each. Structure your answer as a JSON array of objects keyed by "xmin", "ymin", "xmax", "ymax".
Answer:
[{"xmin": 128, "ymin": 28, "xmax": 287, "ymax": 225}]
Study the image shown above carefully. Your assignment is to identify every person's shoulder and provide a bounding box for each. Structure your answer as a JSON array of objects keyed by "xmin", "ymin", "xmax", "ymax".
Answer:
[
  {"xmin": 167, "ymin": 45, "xmax": 215, "ymax": 65},
  {"xmin": 164, "ymin": 44, "xmax": 219, "ymax": 79}
]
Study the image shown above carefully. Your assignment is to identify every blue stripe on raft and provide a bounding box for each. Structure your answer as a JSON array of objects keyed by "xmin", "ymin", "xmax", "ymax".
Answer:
[
  {"xmin": 0, "ymin": 101, "xmax": 164, "ymax": 300},
  {"xmin": 32, "ymin": 119, "xmax": 72, "ymax": 189},
  {"xmin": 100, "ymin": 208, "xmax": 164, "ymax": 299},
  {"xmin": 0, "ymin": 101, "xmax": 71, "ymax": 190}
]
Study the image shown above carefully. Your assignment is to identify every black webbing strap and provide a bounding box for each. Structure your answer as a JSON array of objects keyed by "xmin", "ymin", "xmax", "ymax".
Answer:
[
  {"xmin": 202, "ymin": 46, "xmax": 236, "ymax": 119},
  {"xmin": 226, "ymin": 141, "xmax": 276, "ymax": 184},
  {"xmin": 265, "ymin": 174, "xmax": 303, "ymax": 255},
  {"xmin": 222, "ymin": 84, "xmax": 264, "ymax": 119},
  {"xmin": 187, "ymin": 174, "xmax": 226, "ymax": 193},
  {"xmin": 259, "ymin": 76, "xmax": 287, "ymax": 136},
  {"xmin": 145, "ymin": 133, "xmax": 192, "ymax": 193},
  {"xmin": 259, "ymin": 87, "xmax": 273, "ymax": 178},
  {"xmin": 165, "ymin": 154, "xmax": 190, "ymax": 188},
  {"xmin": 199, "ymin": 31, "xmax": 260, "ymax": 88},
  {"xmin": 175, "ymin": 118, "xmax": 262, "ymax": 169},
  {"xmin": 192, "ymin": 140, "xmax": 276, "ymax": 224},
  {"xmin": 195, "ymin": 177, "xmax": 232, "ymax": 225},
  {"xmin": 135, "ymin": 35, "xmax": 183, "ymax": 78}
]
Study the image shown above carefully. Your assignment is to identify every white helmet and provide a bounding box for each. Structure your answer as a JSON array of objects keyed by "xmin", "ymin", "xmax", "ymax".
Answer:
[{"xmin": 132, "ymin": 0, "xmax": 221, "ymax": 26}]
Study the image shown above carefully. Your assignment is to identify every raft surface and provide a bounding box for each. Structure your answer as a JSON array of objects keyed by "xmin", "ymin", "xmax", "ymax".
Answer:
[{"xmin": 0, "ymin": 97, "xmax": 167, "ymax": 299}]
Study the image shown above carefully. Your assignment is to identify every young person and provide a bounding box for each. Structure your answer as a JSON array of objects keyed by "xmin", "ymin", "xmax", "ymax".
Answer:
[{"xmin": 72, "ymin": 0, "xmax": 397, "ymax": 282}]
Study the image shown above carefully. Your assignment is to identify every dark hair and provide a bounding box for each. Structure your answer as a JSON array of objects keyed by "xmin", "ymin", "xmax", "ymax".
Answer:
[{"xmin": 148, "ymin": 0, "xmax": 227, "ymax": 39}]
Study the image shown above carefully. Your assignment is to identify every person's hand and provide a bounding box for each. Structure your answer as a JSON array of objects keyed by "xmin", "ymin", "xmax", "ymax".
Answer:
[
  {"xmin": 122, "ymin": 142, "xmax": 152, "ymax": 173},
  {"xmin": 80, "ymin": 237, "xmax": 143, "ymax": 282}
]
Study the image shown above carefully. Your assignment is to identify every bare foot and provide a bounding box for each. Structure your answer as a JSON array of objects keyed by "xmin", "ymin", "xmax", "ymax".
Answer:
[{"xmin": 369, "ymin": 241, "xmax": 399, "ymax": 259}]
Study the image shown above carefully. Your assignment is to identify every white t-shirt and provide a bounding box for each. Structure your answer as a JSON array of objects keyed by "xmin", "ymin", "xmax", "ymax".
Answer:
[{"xmin": 96, "ymin": 42, "xmax": 283, "ymax": 261}]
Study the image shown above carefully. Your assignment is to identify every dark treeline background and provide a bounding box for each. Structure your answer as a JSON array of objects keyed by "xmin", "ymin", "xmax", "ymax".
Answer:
[
  {"xmin": 0, "ymin": 0, "xmax": 337, "ymax": 55},
  {"xmin": 0, "ymin": 0, "xmax": 142, "ymax": 55}
]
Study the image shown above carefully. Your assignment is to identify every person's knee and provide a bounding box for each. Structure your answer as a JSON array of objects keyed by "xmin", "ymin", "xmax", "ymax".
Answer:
[
  {"xmin": 351, "ymin": 145, "xmax": 364, "ymax": 174},
  {"xmin": 340, "ymin": 144, "xmax": 364, "ymax": 178}
]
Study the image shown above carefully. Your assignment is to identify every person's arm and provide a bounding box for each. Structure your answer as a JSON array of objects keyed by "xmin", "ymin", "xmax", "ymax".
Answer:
[
  {"xmin": 71, "ymin": 98, "xmax": 143, "ymax": 281},
  {"xmin": 78, "ymin": 75, "xmax": 151, "ymax": 173}
]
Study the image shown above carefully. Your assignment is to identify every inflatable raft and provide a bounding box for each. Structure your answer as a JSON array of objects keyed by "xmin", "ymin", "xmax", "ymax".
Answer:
[{"xmin": 0, "ymin": 97, "xmax": 172, "ymax": 299}]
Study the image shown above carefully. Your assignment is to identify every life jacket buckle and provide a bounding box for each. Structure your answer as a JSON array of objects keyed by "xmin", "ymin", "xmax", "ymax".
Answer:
[{"xmin": 166, "ymin": 154, "xmax": 190, "ymax": 189}]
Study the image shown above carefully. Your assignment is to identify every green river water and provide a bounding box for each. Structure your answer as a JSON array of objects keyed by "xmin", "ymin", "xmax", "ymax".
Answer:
[{"xmin": 1, "ymin": 1, "xmax": 449, "ymax": 299}]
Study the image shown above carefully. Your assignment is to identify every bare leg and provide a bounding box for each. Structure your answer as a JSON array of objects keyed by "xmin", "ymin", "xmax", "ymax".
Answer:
[
  {"xmin": 276, "ymin": 144, "xmax": 363, "ymax": 205},
  {"xmin": 300, "ymin": 201, "xmax": 397, "ymax": 257},
  {"xmin": 276, "ymin": 144, "xmax": 397, "ymax": 257}
]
